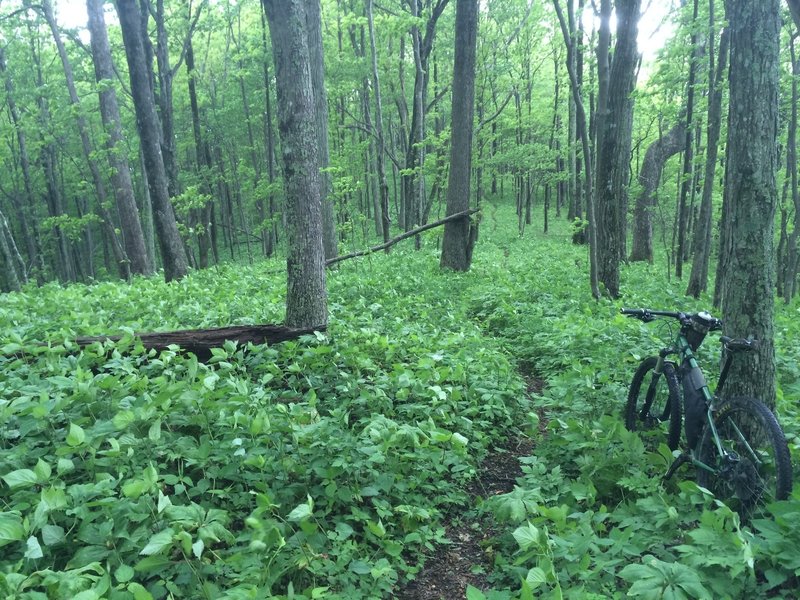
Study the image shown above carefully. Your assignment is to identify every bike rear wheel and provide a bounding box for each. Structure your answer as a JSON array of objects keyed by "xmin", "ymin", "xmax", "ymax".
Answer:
[
  {"xmin": 697, "ymin": 397, "xmax": 793, "ymax": 520},
  {"xmin": 625, "ymin": 356, "xmax": 682, "ymax": 450}
]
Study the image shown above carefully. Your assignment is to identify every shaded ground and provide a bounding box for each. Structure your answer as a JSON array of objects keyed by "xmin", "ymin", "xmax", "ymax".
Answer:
[{"xmin": 395, "ymin": 373, "xmax": 545, "ymax": 600}]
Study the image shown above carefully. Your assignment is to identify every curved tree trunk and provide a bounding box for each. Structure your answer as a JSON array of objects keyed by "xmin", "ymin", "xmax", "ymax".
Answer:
[{"xmin": 629, "ymin": 120, "xmax": 686, "ymax": 262}]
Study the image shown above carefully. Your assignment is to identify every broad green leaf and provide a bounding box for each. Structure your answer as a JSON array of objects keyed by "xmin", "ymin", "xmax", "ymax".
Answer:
[
  {"xmin": 526, "ymin": 567, "xmax": 548, "ymax": 589},
  {"xmin": 34, "ymin": 459, "xmax": 52, "ymax": 481},
  {"xmin": 287, "ymin": 502, "xmax": 312, "ymax": 522},
  {"xmin": 140, "ymin": 529, "xmax": 174, "ymax": 556},
  {"xmin": 192, "ymin": 538, "xmax": 204, "ymax": 559},
  {"xmin": 71, "ymin": 591, "xmax": 100, "ymax": 600},
  {"xmin": 367, "ymin": 519, "xmax": 386, "ymax": 538},
  {"xmin": 128, "ymin": 583, "xmax": 154, "ymax": 600},
  {"xmin": 0, "ymin": 512, "xmax": 25, "ymax": 547},
  {"xmin": 513, "ymin": 523, "xmax": 540, "ymax": 552},
  {"xmin": 66, "ymin": 422, "xmax": 86, "ymax": 446},
  {"xmin": 466, "ymin": 585, "xmax": 487, "ymax": 600},
  {"xmin": 41, "ymin": 487, "xmax": 68, "ymax": 511},
  {"xmin": 115, "ymin": 564, "xmax": 135, "ymax": 583},
  {"xmin": 148, "ymin": 419, "xmax": 162, "ymax": 442},
  {"xmin": 41, "ymin": 524, "xmax": 65, "ymax": 546},
  {"xmin": 2, "ymin": 469, "xmax": 38, "ymax": 489},
  {"xmin": 24, "ymin": 535, "xmax": 43, "ymax": 559}
]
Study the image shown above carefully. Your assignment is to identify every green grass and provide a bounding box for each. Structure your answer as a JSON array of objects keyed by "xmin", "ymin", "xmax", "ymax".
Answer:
[{"xmin": 1, "ymin": 207, "xmax": 799, "ymax": 599}]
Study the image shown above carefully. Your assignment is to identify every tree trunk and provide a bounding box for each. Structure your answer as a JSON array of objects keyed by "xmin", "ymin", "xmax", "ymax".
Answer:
[
  {"xmin": 676, "ymin": 0, "xmax": 700, "ymax": 279},
  {"xmin": 719, "ymin": 0, "xmax": 780, "ymax": 407},
  {"xmin": 263, "ymin": 0, "xmax": 328, "ymax": 329},
  {"xmin": 0, "ymin": 47, "xmax": 39, "ymax": 283},
  {"xmin": 260, "ymin": 5, "xmax": 278, "ymax": 257},
  {"xmin": 367, "ymin": 0, "xmax": 391, "ymax": 247},
  {"xmin": 782, "ymin": 33, "xmax": 800, "ymax": 301},
  {"xmin": 185, "ymin": 38, "xmax": 214, "ymax": 269},
  {"xmin": 116, "ymin": 0, "xmax": 189, "ymax": 282},
  {"xmin": 87, "ymin": 0, "xmax": 153, "ymax": 278},
  {"xmin": 554, "ymin": 0, "xmax": 600, "ymax": 298},
  {"xmin": 687, "ymin": 20, "xmax": 729, "ymax": 298},
  {"xmin": 402, "ymin": 0, "xmax": 450, "ymax": 240},
  {"xmin": 440, "ymin": 0, "xmax": 478, "ymax": 271},
  {"xmin": 593, "ymin": 0, "xmax": 640, "ymax": 298},
  {"xmin": 0, "ymin": 209, "xmax": 21, "ymax": 292},
  {"xmin": 629, "ymin": 120, "xmax": 686, "ymax": 262}
]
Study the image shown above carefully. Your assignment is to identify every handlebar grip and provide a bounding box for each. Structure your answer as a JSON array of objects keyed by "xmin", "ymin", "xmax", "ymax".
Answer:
[{"xmin": 620, "ymin": 308, "xmax": 644, "ymax": 315}]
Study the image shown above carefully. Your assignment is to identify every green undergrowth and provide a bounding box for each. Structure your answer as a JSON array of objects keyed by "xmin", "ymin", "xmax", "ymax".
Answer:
[
  {"xmin": 464, "ymin": 218, "xmax": 800, "ymax": 599},
  {"xmin": 2, "ymin": 209, "xmax": 800, "ymax": 599},
  {"xmin": 0, "ymin": 234, "xmax": 528, "ymax": 599}
]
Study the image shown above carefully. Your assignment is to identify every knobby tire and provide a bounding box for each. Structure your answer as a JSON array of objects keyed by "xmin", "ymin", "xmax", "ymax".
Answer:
[{"xmin": 697, "ymin": 397, "xmax": 792, "ymax": 520}]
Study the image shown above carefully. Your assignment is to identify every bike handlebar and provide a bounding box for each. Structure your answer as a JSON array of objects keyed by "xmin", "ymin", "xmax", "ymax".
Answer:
[{"xmin": 620, "ymin": 308, "xmax": 723, "ymax": 331}]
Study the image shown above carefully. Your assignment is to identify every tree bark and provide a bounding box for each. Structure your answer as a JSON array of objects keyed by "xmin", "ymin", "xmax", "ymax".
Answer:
[
  {"xmin": 593, "ymin": 0, "xmax": 640, "ymax": 298},
  {"xmin": 116, "ymin": 0, "xmax": 189, "ymax": 281},
  {"xmin": 719, "ymin": 0, "xmax": 780, "ymax": 407},
  {"xmin": 554, "ymin": 0, "xmax": 599, "ymax": 298},
  {"xmin": 0, "ymin": 209, "xmax": 21, "ymax": 292},
  {"xmin": 781, "ymin": 33, "xmax": 800, "ymax": 301},
  {"xmin": 675, "ymin": 0, "xmax": 700, "ymax": 279},
  {"xmin": 629, "ymin": 120, "xmax": 686, "ymax": 262},
  {"xmin": 687, "ymin": 21, "xmax": 729, "ymax": 298},
  {"xmin": 367, "ymin": 0, "xmax": 391, "ymax": 247},
  {"xmin": 306, "ymin": 0, "xmax": 338, "ymax": 260},
  {"xmin": 263, "ymin": 0, "xmax": 328, "ymax": 328},
  {"xmin": 440, "ymin": 0, "xmax": 478, "ymax": 271},
  {"xmin": 0, "ymin": 47, "xmax": 39, "ymax": 283},
  {"xmin": 402, "ymin": 0, "xmax": 450, "ymax": 239},
  {"xmin": 87, "ymin": 0, "xmax": 153, "ymax": 278}
]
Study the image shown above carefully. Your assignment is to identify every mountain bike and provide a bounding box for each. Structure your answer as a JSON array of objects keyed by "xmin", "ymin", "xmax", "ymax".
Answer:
[{"xmin": 621, "ymin": 308, "xmax": 792, "ymax": 519}]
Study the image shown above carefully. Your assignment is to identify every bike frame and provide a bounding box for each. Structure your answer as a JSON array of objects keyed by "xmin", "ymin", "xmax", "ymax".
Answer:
[{"xmin": 656, "ymin": 330, "xmax": 743, "ymax": 475}]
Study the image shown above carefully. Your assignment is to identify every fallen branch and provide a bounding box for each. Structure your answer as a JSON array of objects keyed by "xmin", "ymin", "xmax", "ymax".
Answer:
[
  {"xmin": 326, "ymin": 207, "xmax": 480, "ymax": 267},
  {"xmin": 73, "ymin": 324, "xmax": 326, "ymax": 362}
]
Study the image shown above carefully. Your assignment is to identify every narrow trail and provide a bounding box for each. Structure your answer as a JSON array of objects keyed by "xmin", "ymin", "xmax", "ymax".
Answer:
[{"xmin": 395, "ymin": 375, "xmax": 545, "ymax": 600}]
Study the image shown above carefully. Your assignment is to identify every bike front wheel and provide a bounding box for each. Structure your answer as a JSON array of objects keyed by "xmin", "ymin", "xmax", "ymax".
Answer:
[
  {"xmin": 625, "ymin": 356, "xmax": 682, "ymax": 450},
  {"xmin": 697, "ymin": 397, "xmax": 793, "ymax": 520}
]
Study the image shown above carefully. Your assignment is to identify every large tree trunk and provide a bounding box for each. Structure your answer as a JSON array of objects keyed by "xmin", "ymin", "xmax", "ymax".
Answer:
[
  {"xmin": 629, "ymin": 121, "xmax": 686, "ymax": 262},
  {"xmin": 116, "ymin": 0, "xmax": 188, "ymax": 282},
  {"xmin": 263, "ymin": 0, "xmax": 328, "ymax": 329},
  {"xmin": 719, "ymin": 0, "xmax": 780, "ymax": 407},
  {"xmin": 593, "ymin": 0, "xmax": 640, "ymax": 298},
  {"xmin": 440, "ymin": 0, "xmax": 478, "ymax": 271},
  {"xmin": 87, "ymin": 0, "xmax": 153, "ymax": 278},
  {"xmin": 687, "ymin": 20, "xmax": 729, "ymax": 298}
]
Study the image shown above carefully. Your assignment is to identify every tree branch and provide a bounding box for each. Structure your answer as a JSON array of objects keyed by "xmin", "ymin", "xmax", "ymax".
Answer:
[{"xmin": 326, "ymin": 207, "xmax": 479, "ymax": 267}]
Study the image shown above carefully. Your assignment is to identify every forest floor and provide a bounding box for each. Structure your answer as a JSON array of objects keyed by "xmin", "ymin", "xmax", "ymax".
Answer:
[{"xmin": 397, "ymin": 375, "xmax": 545, "ymax": 600}]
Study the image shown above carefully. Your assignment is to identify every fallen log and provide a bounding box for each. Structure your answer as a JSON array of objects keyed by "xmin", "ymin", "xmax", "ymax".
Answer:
[
  {"xmin": 73, "ymin": 324, "xmax": 325, "ymax": 362},
  {"xmin": 326, "ymin": 207, "xmax": 480, "ymax": 267}
]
